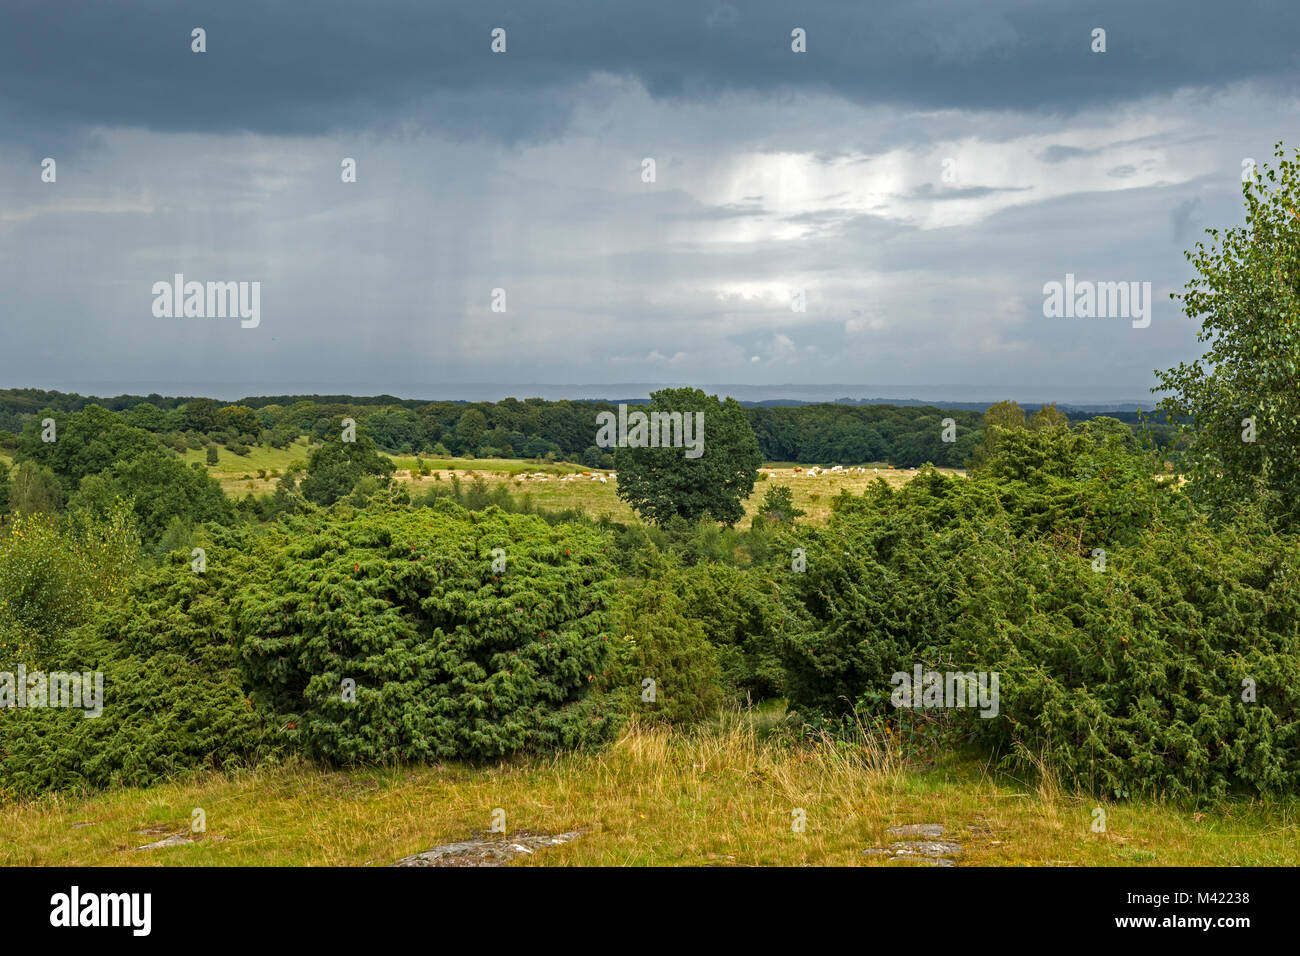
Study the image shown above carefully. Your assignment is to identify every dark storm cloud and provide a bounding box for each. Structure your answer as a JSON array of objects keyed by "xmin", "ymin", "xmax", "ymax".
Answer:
[
  {"xmin": 3, "ymin": 0, "xmax": 1298, "ymax": 143},
  {"xmin": 0, "ymin": 1, "xmax": 1293, "ymax": 399}
]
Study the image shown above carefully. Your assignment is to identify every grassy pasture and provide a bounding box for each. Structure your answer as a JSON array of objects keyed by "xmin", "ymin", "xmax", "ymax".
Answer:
[
  {"xmin": 169, "ymin": 438, "xmax": 963, "ymax": 525},
  {"xmin": 3, "ymin": 716, "xmax": 1294, "ymax": 867},
  {"xmin": 4, "ymin": 427, "xmax": 964, "ymax": 522},
  {"xmin": 398, "ymin": 463, "xmax": 964, "ymax": 527}
]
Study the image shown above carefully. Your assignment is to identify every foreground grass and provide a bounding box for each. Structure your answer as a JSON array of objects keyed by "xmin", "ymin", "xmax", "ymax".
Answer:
[{"xmin": 2, "ymin": 719, "xmax": 1295, "ymax": 867}]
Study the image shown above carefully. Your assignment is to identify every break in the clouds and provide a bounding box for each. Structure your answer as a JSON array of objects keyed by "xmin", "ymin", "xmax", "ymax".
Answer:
[{"xmin": 1, "ymin": 0, "xmax": 1297, "ymax": 402}]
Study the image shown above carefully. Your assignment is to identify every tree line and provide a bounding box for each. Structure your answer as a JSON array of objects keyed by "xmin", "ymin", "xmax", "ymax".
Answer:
[{"xmin": 0, "ymin": 389, "xmax": 1171, "ymax": 469}]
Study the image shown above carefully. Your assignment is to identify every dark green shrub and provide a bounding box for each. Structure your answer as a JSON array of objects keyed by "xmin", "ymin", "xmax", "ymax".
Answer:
[
  {"xmin": 0, "ymin": 531, "xmax": 273, "ymax": 796},
  {"xmin": 779, "ymin": 434, "xmax": 1300, "ymax": 799},
  {"xmin": 231, "ymin": 502, "xmax": 621, "ymax": 763},
  {"xmin": 675, "ymin": 563, "xmax": 784, "ymax": 701},
  {"xmin": 600, "ymin": 569, "xmax": 726, "ymax": 725},
  {"xmin": 945, "ymin": 519, "xmax": 1300, "ymax": 800},
  {"xmin": 757, "ymin": 485, "xmax": 803, "ymax": 524}
]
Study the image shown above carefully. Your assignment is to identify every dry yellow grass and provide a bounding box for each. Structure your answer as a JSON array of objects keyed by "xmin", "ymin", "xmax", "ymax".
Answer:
[
  {"xmin": 2, "ymin": 717, "xmax": 1295, "ymax": 867},
  {"xmin": 187, "ymin": 443, "xmax": 962, "ymax": 526},
  {"xmin": 746, "ymin": 465, "xmax": 962, "ymax": 526},
  {"xmin": 392, "ymin": 463, "xmax": 964, "ymax": 527}
]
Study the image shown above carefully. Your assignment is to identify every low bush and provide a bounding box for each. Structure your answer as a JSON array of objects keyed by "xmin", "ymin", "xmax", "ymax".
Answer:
[
  {"xmin": 231, "ymin": 501, "xmax": 623, "ymax": 763},
  {"xmin": 0, "ymin": 528, "xmax": 274, "ymax": 796},
  {"xmin": 780, "ymin": 432, "xmax": 1300, "ymax": 800}
]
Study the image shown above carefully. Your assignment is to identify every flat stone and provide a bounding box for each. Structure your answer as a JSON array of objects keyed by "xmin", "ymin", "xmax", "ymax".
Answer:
[
  {"xmin": 891, "ymin": 840, "xmax": 963, "ymax": 857},
  {"xmin": 864, "ymin": 834, "xmax": 963, "ymax": 866},
  {"xmin": 393, "ymin": 830, "xmax": 583, "ymax": 867},
  {"xmin": 134, "ymin": 834, "xmax": 193, "ymax": 851},
  {"xmin": 888, "ymin": 824, "xmax": 945, "ymax": 838},
  {"xmin": 884, "ymin": 852, "xmax": 958, "ymax": 866}
]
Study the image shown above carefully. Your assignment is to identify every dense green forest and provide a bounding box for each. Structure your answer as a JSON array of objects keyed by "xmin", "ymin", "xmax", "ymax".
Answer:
[
  {"xmin": 2, "ymin": 412, "xmax": 1294, "ymax": 801},
  {"xmin": 0, "ymin": 395, "xmax": 1261, "ymax": 805},
  {"xmin": 0, "ymin": 378, "xmax": 1288, "ymax": 803},
  {"xmin": 0, "ymin": 387, "xmax": 1176, "ymax": 469}
]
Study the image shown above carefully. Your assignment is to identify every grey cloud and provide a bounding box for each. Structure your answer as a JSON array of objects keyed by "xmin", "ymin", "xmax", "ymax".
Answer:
[
  {"xmin": 1171, "ymin": 197, "xmax": 1202, "ymax": 242},
  {"xmin": 1039, "ymin": 145, "xmax": 1098, "ymax": 163},
  {"xmin": 909, "ymin": 184, "xmax": 1035, "ymax": 201},
  {"xmin": 4, "ymin": 0, "xmax": 1299, "ymax": 145},
  {"xmin": 0, "ymin": 2, "xmax": 1292, "ymax": 399}
]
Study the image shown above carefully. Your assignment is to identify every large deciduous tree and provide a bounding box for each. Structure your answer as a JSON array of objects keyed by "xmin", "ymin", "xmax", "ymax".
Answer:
[
  {"xmin": 299, "ymin": 426, "xmax": 394, "ymax": 506},
  {"xmin": 1156, "ymin": 142, "xmax": 1300, "ymax": 528},
  {"xmin": 1027, "ymin": 403, "xmax": 1070, "ymax": 432},
  {"xmin": 967, "ymin": 399, "xmax": 1027, "ymax": 471},
  {"xmin": 70, "ymin": 451, "xmax": 233, "ymax": 548},
  {"xmin": 16, "ymin": 405, "xmax": 158, "ymax": 493},
  {"xmin": 216, "ymin": 404, "xmax": 263, "ymax": 439},
  {"xmin": 613, "ymin": 388, "xmax": 762, "ymax": 526}
]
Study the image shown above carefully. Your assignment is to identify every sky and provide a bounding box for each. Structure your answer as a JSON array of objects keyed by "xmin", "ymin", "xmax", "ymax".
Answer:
[{"xmin": 1, "ymin": 0, "xmax": 1297, "ymax": 403}]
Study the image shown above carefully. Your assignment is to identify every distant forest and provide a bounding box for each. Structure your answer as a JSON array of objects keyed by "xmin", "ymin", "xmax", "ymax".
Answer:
[{"xmin": 0, "ymin": 387, "xmax": 1179, "ymax": 468}]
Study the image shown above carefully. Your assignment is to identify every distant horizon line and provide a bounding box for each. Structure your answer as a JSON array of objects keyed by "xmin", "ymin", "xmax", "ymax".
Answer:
[{"xmin": 0, "ymin": 380, "xmax": 1160, "ymax": 410}]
